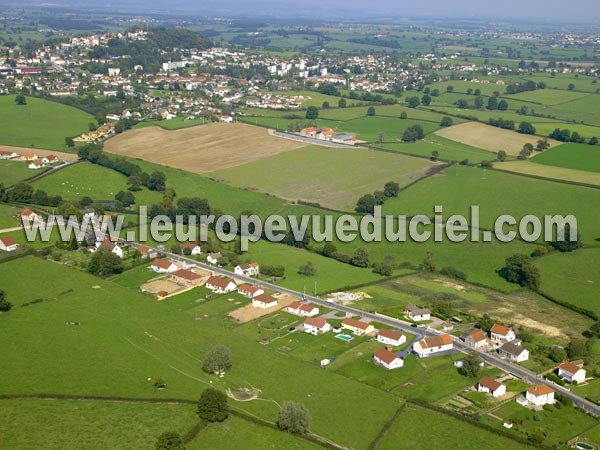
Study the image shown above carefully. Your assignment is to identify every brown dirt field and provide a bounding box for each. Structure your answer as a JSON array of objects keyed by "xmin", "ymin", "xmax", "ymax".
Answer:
[
  {"xmin": 228, "ymin": 293, "xmax": 298, "ymax": 323},
  {"xmin": 434, "ymin": 122, "xmax": 560, "ymax": 155},
  {"xmin": 141, "ymin": 279, "xmax": 181, "ymax": 295},
  {"xmin": 0, "ymin": 145, "xmax": 78, "ymax": 161},
  {"xmin": 104, "ymin": 122, "xmax": 307, "ymax": 173}
]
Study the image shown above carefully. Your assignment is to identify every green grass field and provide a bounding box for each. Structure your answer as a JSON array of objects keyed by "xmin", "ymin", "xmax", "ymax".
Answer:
[
  {"xmin": 0, "ymin": 159, "xmax": 39, "ymax": 186},
  {"xmin": 0, "ymin": 95, "xmax": 92, "ymax": 150},
  {"xmin": 536, "ymin": 248, "xmax": 600, "ymax": 317},
  {"xmin": 376, "ymin": 402, "xmax": 533, "ymax": 450},
  {"xmin": 532, "ymin": 143, "xmax": 600, "ymax": 173},
  {"xmin": 210, "ymin": 145, "xmax": 435, "ymax": 211},
  {"xmin": 0, "ymin": 204, "xmax": 20, "ymax": 229},
  {"xmin": 509, "ymin": 89, "xmax": 591, "ymax": 105},
  {"xmin": 31, "ymin": 161, "xmax": 162, "ymax": 205},
  {"xmin": 0, "ymin": 399, "xmax": 197, "ymax": 450},
  {"xmin": 0, "ymin": 256, "xmax": 400, "ymax": 449}
]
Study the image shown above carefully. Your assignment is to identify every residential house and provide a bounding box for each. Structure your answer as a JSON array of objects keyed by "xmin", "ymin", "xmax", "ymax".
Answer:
[
  {"xmin": 20, "ymin": 208, "xmax": 39, "ymax": 223},
  {"xmin": 234, "ymin": 262, "xmax": 260, "ymax": 277},
  {"xmin": 0, "ymin": 150, "xmax": 19, "ymax": 159},
  {"xmin": 206, "ymin": 252, "xmax": 223, "ymax": 265},
  {"xmin": 137, "ymin": 245, "xmax": 157, "ymax": 260},
  {"xmin": 413, "ymin": 334, "xmax": 453, "ymax": 358},
  {"xmin": 498, "ymin": 340, "xmax": 529, "ymax": 362},
  {"xmin": 285, "ymin": 301, "xmax": 319, "ymax": 317},
  {"xmin": 237, "ymin": 284, "xmax": 264, "ymax": 298},
  {"xmin": 374, "ymin": 348, "xmax": 404, "ymax": 370},
  {"xmin": 465, "ymin": 329, "xmax": 489, "ymax": 350},
  {"xmin": 41, "ymin": 155, "xmax": 59, "ymax": 164},
  {"xmin": 525, "ymin": 385, "xmax": 555, "ymax": 406},
  {"xmin": 28, "ymin": 160, "xmax": 46, "ymax": 170},
  {"xmin": 96, "ymin": 238, "xmax": 124, "ymax": 258},
  {"xmin": 490, "ymin": 324, "xmax": 516, "ymax": 344},
  {"xmin": 20, "ymin": 152, "xmax": 37, "ymax": 161},
  {"xmin": 0, "ymin": 236, "xmax": 18, "ymax": 252},
  {"xmin": 304, "ymin": 317, "xmax": 331, "ymax": 335},
  {"xmin": 341, "ymin": 318, "xmax": 375, "ymax": 336},
  {"xmin": 377, "ymin": 329, "xmax": 406, "ymax": 347},
  {"xmin": 205, "ymin": 276, "xmax": 237, "ymax": 294},
  {"xmin": 150, "ymin": 258, "xmax": 178, "ymax": 273},
  {"xmin": 404, "ymin": 304, "xmax": 431, "ymax": 321},
  {"xmin": 252, "ymin": 293, "xmax": 278, "ymax": 309},
  {"xmin": 171, "ymin": 269, "xmax": 202, "ymax": 286},
  {"xmin": 477, "ymin": 376, "xmax": 506, "ymax": 397},
  {"xmin": 442, "ymin": 321, "xmax": 454, "ymax": 331},
  {"xmin": 179, "ymin": 243, "xmax": 202, "ymax": 255},
  {"xmin": 558, "ymin": 361, "xmax": 586, "ymax": 384}
]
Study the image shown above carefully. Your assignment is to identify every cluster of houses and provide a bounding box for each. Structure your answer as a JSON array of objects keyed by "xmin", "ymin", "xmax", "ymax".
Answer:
[
  {"xmin": 0, "ymin": 150, "xmax": 62, "ymax": 169},
  {"xmin": 299, "ymin": 127, "xmax": 357, "ymax": 145},
  {"xmin": 464, "ymin": 324, "xmax": 530, "ymax": 362}
]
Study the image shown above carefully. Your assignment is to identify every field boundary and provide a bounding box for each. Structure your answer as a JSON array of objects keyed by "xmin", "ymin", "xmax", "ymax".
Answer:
[
  {"xmin": 492, "ymin": 165, "xmax": 600, "ymax": 190},
  {"xmin": 366, "ymin": 403, "xmax": 406, "ymax": 450}
]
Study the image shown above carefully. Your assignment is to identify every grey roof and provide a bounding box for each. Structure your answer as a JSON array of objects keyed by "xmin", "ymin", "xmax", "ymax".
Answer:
[{"xmin": 499, "ymin": 340, "xmax": 527, "ymax": 356}]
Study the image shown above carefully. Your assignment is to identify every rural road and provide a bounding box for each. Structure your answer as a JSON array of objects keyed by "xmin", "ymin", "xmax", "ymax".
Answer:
[{"xmin": 52, "ymin": 215, "xmax": 600, "ymax": 417}]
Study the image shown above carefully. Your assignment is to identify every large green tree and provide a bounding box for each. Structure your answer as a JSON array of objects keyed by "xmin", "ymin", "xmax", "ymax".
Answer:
[
  {"xmin": 202, "ymin": 345, "xmax": 232, "ymax": 374},
  {"xmin": 197, "ymin": 388, "xmax": 228, "ymax": 422},
  {"xmin": 87, "ymin": 247, "xmax": 123, "ymax": 277},
  {"xmin": 277, "ymin": 401, "xmax": 311, "ymax": 434}
]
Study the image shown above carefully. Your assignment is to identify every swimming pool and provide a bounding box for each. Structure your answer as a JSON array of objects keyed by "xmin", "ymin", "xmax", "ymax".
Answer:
[{"xmin": 335, "ymin": 333, "xmax": 354, "ymax": 342}]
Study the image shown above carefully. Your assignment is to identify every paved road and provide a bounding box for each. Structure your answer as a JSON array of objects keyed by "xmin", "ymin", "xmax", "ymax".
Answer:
[{"xmin": 127, "ymin": 243, "xmax": 600, "ymax": 416}]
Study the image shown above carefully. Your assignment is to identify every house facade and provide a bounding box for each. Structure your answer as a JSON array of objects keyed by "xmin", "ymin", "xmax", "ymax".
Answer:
[
  {"xmin": 413, "ymin": 334, "xmax": 453, "ymax": 358},
  {"xmin": 205, "ymin": 276, "xmax": 237, "ymax": 293},
  {"xmin": 376, "ymin": 329, "xmax": 406, "ymax": 347},
  {"xmin": 404, "ymin": 304, "xmax": 431, "ymax": 321},
  {"xmin": 341, "ymin": 318, "xmax": 375, "ymax": 336},
  {"xmin": 490, "ymin": 324, "xmax": 516, "ymax": 344},
  {"xmin": 0, "ymin": 236, "xmax": 18, "ymax": 252},
  {"xmin": 465, "ymin": 329, "xmax": 489, "ymax": 350},
  {"xmin": 252, "ymin": 293, "xmax": 278, "ymax": 309},
  {"xmin": 234, "ymin": 262, "xmax": 260, "ymax": 277},
  {"xmin": 498, "ymin": 340, "xmax": 529, "ymax": 362},
  {"xmin": 477, "ymin": 376, "xmax": 506, "ymax": 397},
  {"xmin": 526, "ymin": 385, "xmax": 555, "ymax": 406},
  {"xmin": 304, "ymin": 317, "xmax": 331, "ymax": 335},
  {"xmin": 558, "ymin": 361, "xmax": 586, "ymax": 384},
  {"xmin": 150, "ymin": 258, "xmax": 179, "ymax": 273},
  {"xmin": 374, "ymin": 348, "xmax": 404, "ymax": 370},
  {"xmin": 285, "ymin": 301, "xmax": 319, "ymax": 317},
  {"xmin": 237, "ymin": 284, "xmax": 264, "ymax": 298}
]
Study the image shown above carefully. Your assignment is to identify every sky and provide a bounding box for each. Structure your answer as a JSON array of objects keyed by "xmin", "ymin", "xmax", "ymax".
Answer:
[{"xmin": 31, "ymin": 0, "xmax": 600, "ymax": 21}]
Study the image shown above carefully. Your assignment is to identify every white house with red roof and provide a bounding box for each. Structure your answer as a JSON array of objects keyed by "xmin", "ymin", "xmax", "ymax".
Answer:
[
  {"xmin": 0, "ymin": 236, "xmax": 18, "ymax": 252},
  {"xmin": 374, "ymin": 348, "xmax": 404, "ymax": 370},
  {"xmin": 304, "ymin": 317, "xmax": 331, "ymax": 335},
  {"xmin": 150, "ymin": 258, "xmax": 178, "ymax": 273},
  {"xmin": 377, "ymin": 329, "xmax": 406, "ymax": 347},
  {"xmin": 342, "ymin": 318, "xmax": 375, "ymax": 336},
  {"xmin": 205, "ymin": 276, "xmax": 237, "ymax": 294},
  {"xmin": 137, "ymin": 245, "xmax": 157, "ymax": 260},
  {"xmin": 525, "ymin": 385, "xmax": 555, "ymax": 406},
  {"xmin": 28, "ymin": 160, "xmax": 46, "ymax": 170},
  {"xmin": 413, "ymin": 334, "xmax": 453, "ymax": 358},
  {"xmin": 0, "ymin": 150, "xmax": 18, "ymax": 159},
  {"xmin": 237, "ymin": 284, "xmax": 264, "ymax": 298},
  {"xmin": 285, "ymin": 301, "xmax": 319, "ymax": 317},
  {"xmin": 234, "ymin": 262, "xmax": 260, "ymax": 277},
  {"xmin": 95, "ymin": 238, "xmax": 124, "ymax": 258},
  {"xmin": 558, "ymin": 361, "xmax": 586, "ymax": 384},
  {"xmin": 476, "ymin": 376, "xmax": 506, "ymax": 397},
  {"xmin": 20, "ymin": 208, "xmax": 39, "ymax": 223},
  {"xmin": 490, "ymin": 324, "xmax": 516, "ymax": 344},
  {"xmin": 179, "ymin": 243, "xmax": 202, "ymax": 255},
  {"xmin": 252, "ymin": 293, "xmax": 278, "ymax": 309}
]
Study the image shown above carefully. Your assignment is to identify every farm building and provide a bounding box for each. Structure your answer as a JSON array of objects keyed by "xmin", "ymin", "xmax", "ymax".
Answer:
[{"xmin": 373, "ymin": 348, "xmax": 404, "ymax": 370}]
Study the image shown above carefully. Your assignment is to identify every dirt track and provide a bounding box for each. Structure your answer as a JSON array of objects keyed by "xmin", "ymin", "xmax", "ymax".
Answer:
[{"xmin": 104, "ymin": 122, "xmax": 306, "ymax": 173}]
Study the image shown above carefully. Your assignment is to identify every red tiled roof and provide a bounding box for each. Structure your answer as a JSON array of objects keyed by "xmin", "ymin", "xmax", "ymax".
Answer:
[
  {"xmin": 305, "ymin": 317, "xmax": 327, "ymax": 328},
  {"xmin": 559, "ymin": 361, "xmax": 583, "ymax": 375},
  {"xmin": 0, "ymin": 236, "xmax": 17, "ymax": 246},
  {"xmin": 151, "ymin": 258, "xmax": 174, "ymax": 270},
  {"xmin": 378, "ymin": 329, "xmax": 403, "ymax": 341},
  {"xmin": 342, "ymin": 318, "xmax": 370, "ymax": 330},
  {"xmin": 478, "ymin": 376, "xmax": 503, "ymax": 392},
  {"xmin": 527, "ymin": 385, "xmax": 555, "ymax": 396},
  {"xmin": 491, "ymin": 324, "xmax": 511, "ymax": 336},
  {"xmin": 418, "ymin": 334, "xmax": 452, "ymax": 349},
  {"xmin": 374, "ymin": 348, "xmax": 400, "ymax": 364},
  {"xmin": 172, "ymin": 269, "xmax": 201, "ymax": 281}
]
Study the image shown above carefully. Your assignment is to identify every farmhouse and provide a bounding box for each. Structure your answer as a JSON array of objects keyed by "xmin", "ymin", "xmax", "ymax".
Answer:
[
  {"xmin": 206, "ymin": 252, "xmax": 223, "ymax": 264},
  {"xmin": 96, "ymin": 238, "xmax": 124, "ymax": 258},
  {"xmin": 476, "ymin": 376, "xmax": 506, "ymax": 397},
  {"xmin": 374, "ymin": 348, "xmax": 404, "ymax": 370},
  {"xmin": 404, "ymin": 304, "xmax": 431, "ymax": 321},
  {"xmin": 237, "ymin": 284, "xmax": 264, "ymax": 298},
  {"xmin": 20, "ymin": 152, "xmax": 37, "ymax": 161},
  {"xmin": 341, "ymin": 318, "xmax": 375, "ymax": 336},
  {"xmin": 234, "ymin": 262, "xmax": 260, "ymax": 276},
  {"xmin": 490, "ymin": 324, "xmax": 516, "ymax": 344},
  {"xmin": 41, "ymin": 155, "xmax": 59, "ymax": 164},
  {"xmin": 171, "ymin": 269, "xmax": 202, "ymax": 286},
  {"xmin": 304, "ymin": 317, "xmax": 331, "ymax": 335},
  {"xmin": 150, "ymin": 258, "xmax": 179, "ymax": 273},
  {"xmin": 558, "ymin": 361, "xmax": 586, "ymax": 384},
  {"xmin": 465, "ymin": 329, "xmax": 489, "ymax": 350},
  {"xmin": 285, "ymin": 301, "xmax": 319, "ymax": 317},
  {"xmin": 178, "ymin": 243, "xmax": 202, "ymax": 255},
  {"xmin": 205, "ymin": 276, "xmax": 237, "ymax": 293},
  {"xmin": 376, "ymin": 329, "xmax": 406, "ymax": 347},
  {"xmin": 0, "ymin": 236, "xmax": 18, "ymax": 252},
  {"xmin": 300, "ymin": 126, "xmax": 336, "ymax": 140},
  {"xmin": 413, "ymin": 334, "xmax": 453, "ymax": 358},
  {"xmin": 498, "ymin": 340, "xmax": 529, "ymax": 362},
  {"xmin": 252, "ymin": 293, "xmax": 278, "ymax": 309},
  {"xmin": 525, "ymin": 385, "xmax": 555, "ymax": 406}
]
